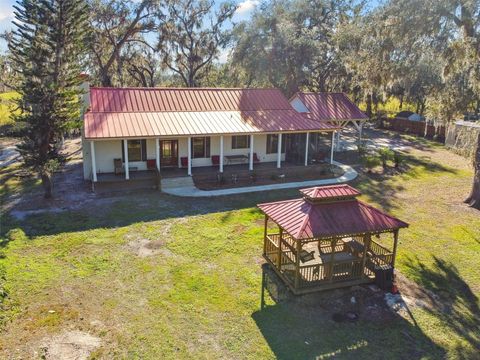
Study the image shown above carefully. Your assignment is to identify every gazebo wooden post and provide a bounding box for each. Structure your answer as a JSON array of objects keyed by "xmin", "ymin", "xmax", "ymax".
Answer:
[
  {"xmin": 328, "ymin": 238, "xmax": 337, "ymax": 282},
  {"xmin": 263, "ymin": 215, "xmax": 268, "ymax": 256},
  {"xmin": 361, "ymin": 234, "xmax": 372, "ymax": 278},
  {"xmin": 277, "ymin": 227, "xmax": 283, "ymax": 270},
  {"xmin": 294, "ymin": 239, "xmax": 301, "ymax": 289},
  {"xmin": 392, "ymin": 230, "xmax": 399, "ymax": 267}
]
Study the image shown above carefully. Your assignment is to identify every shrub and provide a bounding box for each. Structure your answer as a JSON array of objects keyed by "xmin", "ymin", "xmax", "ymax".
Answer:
[
  {"xmin": 361, "ymin": 154, "xmax": 381, "ymax": 173},
  {"xmin": 357, "ymin": 144, "xmax": 368, "ymax": 157},
  {"xmin": 393, "ymin": 151, "xmax": 404, "ymax": 168},
  {"xmin": 377, "ymin": 147, "xmax": 395, "ymax": 169}
]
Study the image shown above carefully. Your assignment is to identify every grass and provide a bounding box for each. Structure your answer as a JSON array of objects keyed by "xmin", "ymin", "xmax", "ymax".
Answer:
[
  {"xmin": 0, "ymin": 92, "xmax": 19, "ymax": 126},
  {"xmin": 0, "ymin": 134, "xmax": 479, "ymax": 359}
]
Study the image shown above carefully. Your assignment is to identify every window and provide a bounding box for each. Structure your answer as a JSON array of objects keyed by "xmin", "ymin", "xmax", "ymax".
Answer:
[
  {"xmin": 232, "ymin": 135, "xmax": 250, "ymax": 149},
  {"xmin": 266, "ymin": 134, "xmax": 286, "ymax": 154},
  {"xmin": 191, "ymin": 137, "xmax": 210, "ymax": 158},
  {"xmin": 122, "ymin": 139, "xmax": 146, "ymax": 162}
]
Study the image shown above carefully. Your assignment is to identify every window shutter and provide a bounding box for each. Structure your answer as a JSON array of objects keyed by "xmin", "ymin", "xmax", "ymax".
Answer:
[
  {"xmin": 206, "ymin": 137, "xmax": 210, "ymax": 157},
  {"xmin": 121, "ymin": 140, "xmax": 125, "ymax": 161}
]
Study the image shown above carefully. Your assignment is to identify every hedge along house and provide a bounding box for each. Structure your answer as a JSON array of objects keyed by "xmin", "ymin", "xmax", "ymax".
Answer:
[
  {"xmin": 258, "ymin": 184, "xmax": 408, "ymax": 294},
  {"xmin": 82, "ymin": 87, "xmax": 343, "ymax": 186},
  {"xmin": 290, "ymin": 92, "xmax": 369, "ymax": 150}
]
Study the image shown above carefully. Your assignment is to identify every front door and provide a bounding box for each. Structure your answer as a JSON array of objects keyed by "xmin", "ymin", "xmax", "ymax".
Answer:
[{"xmin": 160, "ymin": 140, "xmax": 178, "ymax": 167}]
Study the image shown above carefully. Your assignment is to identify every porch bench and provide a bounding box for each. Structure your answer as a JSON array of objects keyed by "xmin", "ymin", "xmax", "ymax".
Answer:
[{"xmin": 225, "ymin": 155, "xmax": 248, "ymax": 164}]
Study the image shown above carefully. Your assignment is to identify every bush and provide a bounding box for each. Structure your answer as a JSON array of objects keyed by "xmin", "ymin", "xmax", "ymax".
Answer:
[
  {"xmin": 357, "ymin": 144, "xmax": 368, "ymax": 157},
  {"xmin": 361, "ymin": 154, "xmax": 381, "ymax": 173},
  {"xmin": 393, "ymin": 151, "xmax": 404, "ymax": 168},
  {"xmin": 377, "ymin": 147, "xmax": 395, "ymax": 169}
]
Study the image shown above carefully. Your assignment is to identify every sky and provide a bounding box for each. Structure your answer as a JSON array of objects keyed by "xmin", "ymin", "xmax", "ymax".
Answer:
[
  {"xmin": 0, "ymin": 0, "xmax": 380, "ymax": 54},
  {"xmin": 0, "ymin": 0, "xmax": 259, "ymax": 53}
]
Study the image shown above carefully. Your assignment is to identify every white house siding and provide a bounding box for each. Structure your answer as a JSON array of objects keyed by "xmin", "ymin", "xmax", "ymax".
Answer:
[{"xmin": 84, "ymin": 134, "xmax": 291, "ymax": 180}]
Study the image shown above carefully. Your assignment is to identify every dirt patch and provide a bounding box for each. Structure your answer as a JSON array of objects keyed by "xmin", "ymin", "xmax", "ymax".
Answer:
[
  {"xmin": 39, "ymin": 330, "xmax": 101, "ymax": 360},
  {"xmin": 394, "ymin": 272, "xmax": 443, "ymax": 312},
  {"xmin": 262, "ymin": 264, "xmax": 441, "ymax": 325},
  {"xmin": 125, "ymin": 237, "xmax": 175, "ymax": 258}
]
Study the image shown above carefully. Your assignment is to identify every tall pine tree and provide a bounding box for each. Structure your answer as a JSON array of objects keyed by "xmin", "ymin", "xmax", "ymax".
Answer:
[{"xmin": 9, "ymin": 0, "xmax": 88, "ymax": 198}]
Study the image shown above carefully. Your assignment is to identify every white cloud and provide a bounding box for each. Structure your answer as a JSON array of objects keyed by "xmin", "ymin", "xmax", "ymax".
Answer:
[{"xmin": 235, "ymin": 0, "xmax": 259, "ymax": 15}]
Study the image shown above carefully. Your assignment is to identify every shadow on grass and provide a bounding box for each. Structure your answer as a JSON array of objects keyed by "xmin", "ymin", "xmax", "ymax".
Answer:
[
  {"xmin": 252, "ymin": 265, "xmax": 445, "ymax": 360},
  {"xmin": 2, "ymin": 187, "xmax": 302, "ymax": 238},
  {"xmin": 353, "ymin": 152, "xmax": 457, "ymax": 212},
  {"xmin": 402, "ymin": 256, "xmax": 480, "ymax": 358}
]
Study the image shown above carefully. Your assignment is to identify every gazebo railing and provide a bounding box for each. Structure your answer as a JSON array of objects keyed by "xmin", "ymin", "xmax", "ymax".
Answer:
[
  {"xmin": 297, "ymin": 258, "xmax": 364, "ymax": 287},
  {"xmin": 264, "ymin": 234, "xmax": 280, "ymax": 265}
]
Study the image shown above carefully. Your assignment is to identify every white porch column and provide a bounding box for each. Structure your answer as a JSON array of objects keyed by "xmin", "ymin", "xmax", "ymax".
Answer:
[
  {"xmin": 304, "ymin": 132, "xmax": 309, "ymax": 166},
  {"xmin": 123, "ymin": 139, "xmax": 130, "ymax": 180},
  {"xmin": 330, "ymin": 131, "xmax": 335, "ymax": 164},
  {"xmin": 90, "ymin": 141, "xmax": 97, "ymax": 182},
  {"xmin": 155, "ymin": 138, "xmax": 160, "ymax": 171},
  {"xmin": 187, "ymin": 136, "xmax": 192, "ymax": 176},
  {"xmin": 219, "ymin": 135, "xmax": 224, "ymax": 173},
  {"xmin": 249, "ymin": 134, "xmax": 254, "ymax": 171},
  {"xmin": 359, "ymin": 122, "xmax": 363, "ymax": 144},
  {"xmin": 276, "ymin": 133, "xmax": 282, "ymax": 168}
]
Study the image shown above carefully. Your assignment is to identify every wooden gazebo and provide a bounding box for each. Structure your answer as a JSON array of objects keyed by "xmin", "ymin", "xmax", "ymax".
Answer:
[{"xmin": 258, "ymin": 184, "xmax": 408, "ymax": 294}]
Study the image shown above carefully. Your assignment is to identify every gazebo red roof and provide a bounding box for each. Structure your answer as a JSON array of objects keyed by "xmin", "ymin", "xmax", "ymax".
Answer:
[{"xmin": 258, "ymin": 185, "xmax": 408, "ymax": 240}]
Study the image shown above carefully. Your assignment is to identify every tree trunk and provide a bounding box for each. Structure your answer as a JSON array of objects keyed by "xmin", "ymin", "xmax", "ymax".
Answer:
[
  {"xmin": 366, "ymin": 93, "xmax": 372, "ymax": 118},
  {"xmin": 41, "ymin": 172, "xmax": 54, "ymax": 199},
  {"xmin": 465, "ymin": 133, "xmax": 480, "ymax": 209}
]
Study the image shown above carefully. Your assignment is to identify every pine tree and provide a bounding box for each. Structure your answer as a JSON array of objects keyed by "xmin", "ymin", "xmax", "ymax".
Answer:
[{"xmin": 9, "ymin": 0, "xmax": 88, "ymax": 198}]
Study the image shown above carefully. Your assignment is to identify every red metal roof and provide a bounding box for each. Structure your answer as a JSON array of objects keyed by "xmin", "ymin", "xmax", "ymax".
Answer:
[
  {"xmin": 292, "ymin": 92, "xmax": 368, "ymax": 122},
  {"xmin": 300, "ymin": 184, "xmax": 361, "ymax": 201},
  {"xmin": 84, "ymin": 87, "xmax": 338, "ymax": 139},
  {"xmin": 90, "ymin": 87, "xmax": 296, "ymax": 112},
  {"xmin": 258, "ymin": 186, "xmax": 408, "ymax": 240}
]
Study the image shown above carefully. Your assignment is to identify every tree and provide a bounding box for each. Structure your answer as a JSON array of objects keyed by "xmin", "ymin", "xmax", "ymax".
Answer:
[
  {"xmin": 9, "ymin": 0, "xmax": 88, "ymax": 198},
  {"xmin": 231, "ymin": 0, "xmax": 358, "ymax": 96},
  {"xmin": 465, "ymin": 133, "xmax": 480, "ymax": 209},
  {"xmin": 88, "ymin": 0, "xmax": 157, "ymax": 87},
  {"xmin": 157, "ymin": 0, "xmax": 236, "ymax": 87},
  {"xmin": 123, "ymin": 42, "xmax": 160, "ymax": 87}
]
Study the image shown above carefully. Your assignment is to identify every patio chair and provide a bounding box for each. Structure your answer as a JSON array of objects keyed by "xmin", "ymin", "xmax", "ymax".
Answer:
[
  {"xmin": 253, "ymin": 153, "xmax": 260, "ymax": 163},
  {"xmin": 180, "ymin": 157, "xmax": 188, "ymax": 167},
  {"xmin": 146, "ymin": 159, "xmax": 156, "ymax": 170},
  {"xmin": 211, "ymin": 155, "xmax": 220, "ymax": 166},
  {"xmin": 114, "ymin": 158, "xmax": 123, "ymax": 175}
]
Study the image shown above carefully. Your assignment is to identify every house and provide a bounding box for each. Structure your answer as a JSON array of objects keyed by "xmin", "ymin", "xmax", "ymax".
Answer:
[
  {"xmin": 81, "ymin": 87, "xmax": 364, "ymax": 190},
  {"xmin": 258, "ymin": 184, "xmax": 408, "ymax": 293},
  {"xmin": 290, "ymin": 92, "xmax": 368, "ymax": 146}
]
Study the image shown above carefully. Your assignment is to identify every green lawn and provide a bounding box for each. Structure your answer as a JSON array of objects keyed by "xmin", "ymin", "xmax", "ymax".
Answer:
[{"xmin": 1, "ymin": 137, "xmax": 479, "ymax": 359}]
